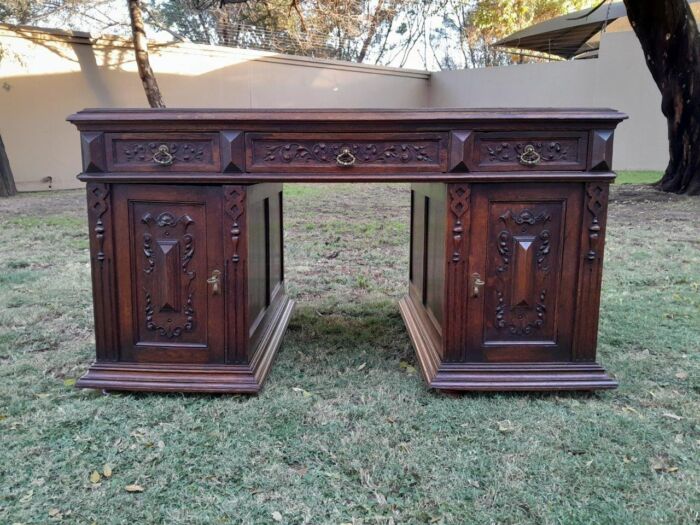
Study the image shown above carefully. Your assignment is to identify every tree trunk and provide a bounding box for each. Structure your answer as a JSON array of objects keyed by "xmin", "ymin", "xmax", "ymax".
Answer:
[
  {"xmin": 623, "ymin": 0, "xmax": 700, "ymax": 195},
  {"xmin": 0, "ymin": 134, "xmax": 17, "ymax": 197},
  {"xmin": 128, "ymin": 0, "xmax": 165, "ymax": 108}
]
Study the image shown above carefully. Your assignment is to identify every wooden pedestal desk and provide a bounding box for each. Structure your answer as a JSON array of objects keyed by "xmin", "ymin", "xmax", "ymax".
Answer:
[{"xmin": 68, "ymin": 108, "xmax": 626, "ymax": 393}]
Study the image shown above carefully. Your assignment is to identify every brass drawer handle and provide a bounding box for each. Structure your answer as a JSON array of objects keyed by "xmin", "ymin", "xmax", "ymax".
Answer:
[
  {"xmin": 207, "ymin": 269, "xmax": 221, "ymax": 295},
  {"xmin": 519, "ymin": 144, "xmax": 541, "ymax": 166},
  {"xmin": 153, "ymin": 144, "xmax": 174, "ymax": 166},
  {"xmin": 336, "ymin": 147, "xmax": 356, "ymax": 167}
]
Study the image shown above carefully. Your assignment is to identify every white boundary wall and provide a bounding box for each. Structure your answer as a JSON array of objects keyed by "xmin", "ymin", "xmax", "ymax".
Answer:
[
  {"xmin": 1, "ymin": 25, "xmax": 667, "ymax": 191},
  {"xmin": 0, "ymin": 26, "xmax": 429, "ymax": 191},
  {"xmin": 430, "ymin": 31, "xmax": 667, "ymax": 172}
]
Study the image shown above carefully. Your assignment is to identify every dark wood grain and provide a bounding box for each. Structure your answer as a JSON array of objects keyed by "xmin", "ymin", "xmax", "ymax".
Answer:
[{"xmin": 70, "ymin": 108, "xmax": 624, "ymax": 394}]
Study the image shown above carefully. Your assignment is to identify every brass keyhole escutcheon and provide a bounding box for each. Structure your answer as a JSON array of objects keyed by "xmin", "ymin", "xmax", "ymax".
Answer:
[
  {"xmin": 471, "ymin": 273, "xmax": 485, "ymax": 298},
  {"xmin": 207, "ymin": 269, "xmax": 221, "ymax": 295},
  {"xmin": 153, "ymin": 144, "xmax": 174, "ymax": 166},
  {"xmin": 336, "ymin": 147, "xmax": 356, "ymax": 167}
]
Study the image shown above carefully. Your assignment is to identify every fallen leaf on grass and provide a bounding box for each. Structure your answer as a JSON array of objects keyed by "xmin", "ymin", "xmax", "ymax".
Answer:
[
  {"xmin": 292, "ymin": 387, "xmax": 312, "ymax": 397},
  {"xmin": 125, "ymin": 484, "xmax": 144, "ymax": 493},
  {"xmin": 651, "ymin": 457, "xmax": 679, "ymax": 473},
  {"xmin": 498, "ymin": 420, "xmax": 515, "ymax": 433},
  {"xmin": 675, "ymin": 371, "xmax": 688, "ymax": 380},
  {"xmin": 399, "ymin": 360, "xmax": 416, "ymax": 374},
  {"xmin": 89, "ymin": 471, "xmax": 101, "ymax": 484},
  {"xmin": 103, "ymin": 464, "xmax": 112, "ymax": 478},
  {"xmin": 661, "ymin": 412, "xmax": 683, "ymax": 421},
  {"xmin": 271, "ymin": 511, "xmax": 283, "ymax": 522},
  {"xmin": 357, "ymin": 362, "xmax": 366, "ymax": 371},
  {"xmin": 292, "ymin": 466, "xmax": 308, "ymax": 476},
  {"xmin": 622, "ymin": 406, "xmax": 640, "ymax": 415},
  {"xmin": 63, "ymin": 378, "xmax": 76, "ymax": 387},
  {"xmin": 48, "ymin": 508, "xmax": 61, "ymax": 518}
]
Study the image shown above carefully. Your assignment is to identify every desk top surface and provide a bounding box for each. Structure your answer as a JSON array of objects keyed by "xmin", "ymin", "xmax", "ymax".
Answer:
[{"xmin": 68, "ymin": 107, "xmax": 627, "ymax": 125}]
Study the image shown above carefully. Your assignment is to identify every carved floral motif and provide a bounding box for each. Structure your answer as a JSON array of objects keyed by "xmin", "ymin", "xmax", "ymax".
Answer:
[
  {"xmin": 145, "ymin": 292, "xmax": 194, "ymax": 338},
  {"xmin": 496, "ymin": 231, "xmax": 511, "ymax": 273},
  {"xmin": 485, "ymin": 141, "xmax": 572, "ymax": 163},
  {"xmin": 496, "ymin": 290, "xmax": 547, "ymax": 335},
  {"xmin": 499, "ymin": 208, "xmax": 551, "ymax": 227},
  {"xmin": 262, "ymin": 142, "xmax": 436, "ymax": 164},
  {"xmin": 493, "ymin": 206, "xmax": 553, "ymax": 335},
  {"xmin": 120, "ymin": 142, "xmax": 209, "ymax": 164},
  {"xmin": 140, "ymin": 211, "xmax": 196, "ymax": 338},
  {"xmin": 143, "ymin": 233, "xmax": 154, "ymax": 274}
]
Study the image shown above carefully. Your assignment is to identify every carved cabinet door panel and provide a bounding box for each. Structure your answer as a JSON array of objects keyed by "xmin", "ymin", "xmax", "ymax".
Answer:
[
  {"xmin": 112, "ymin": 185, "xmax": 225, "ymax": 363},
  {"xmin": 465, "ymin": 183, "xmax": 583, "ymax": 362}
]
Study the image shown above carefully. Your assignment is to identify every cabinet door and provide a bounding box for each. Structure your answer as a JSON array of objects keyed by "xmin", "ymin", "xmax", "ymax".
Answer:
[
  {"xmin": 113, "ymin": 185, "xmax": 225, "ymax": 363},
  {"xmin": 466, "ymin": 183, "xmax": 582, "ymax": 362}
]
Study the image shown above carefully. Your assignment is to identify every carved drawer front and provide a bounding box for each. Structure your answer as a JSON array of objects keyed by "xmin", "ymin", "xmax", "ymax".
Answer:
[
  {"xmin": 472, "ymin": 131, "xmax": 588, "ymax": 171},
  {"xmin": 245, "ymin": 133, "xmax": 448, "ymax": 173},
  {"xmin": 105, "ymin": 133, "xmax": 221, "ymax": 172}
]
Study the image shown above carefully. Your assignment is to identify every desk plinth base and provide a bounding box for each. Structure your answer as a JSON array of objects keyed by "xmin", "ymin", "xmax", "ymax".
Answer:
[
  {"xmin": 399, "ymin": 296, "xmax": 617, "ymax": 392},
  {"xmin": 76, "ymin": 298, "xmax": 295, "ymax": 394}
]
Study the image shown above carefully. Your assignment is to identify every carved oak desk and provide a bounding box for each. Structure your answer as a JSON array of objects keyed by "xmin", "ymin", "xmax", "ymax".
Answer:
[{"xmin": 68, "ymin": 108, "xmax": 626, "ymax": 393}]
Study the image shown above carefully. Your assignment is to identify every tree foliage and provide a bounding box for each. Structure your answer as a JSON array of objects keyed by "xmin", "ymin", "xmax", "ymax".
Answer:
[
  {"xmin": 431, "ymin": 0, "xmax": 595, "ymax": 69},
  {"xmin": 1, "ymin": 0, "xmax": 598, "ymax": 69},
  {"xmin": 153, "ymin": 0, "xmax": 442, "ymax": 66}
]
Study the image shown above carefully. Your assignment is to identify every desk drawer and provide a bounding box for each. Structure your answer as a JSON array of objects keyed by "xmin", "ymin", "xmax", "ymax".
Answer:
[
  {"xmin": 472, "ymin": 131, "xmax": 588, "ymax": 171},
  {"xmin": 245, "ymin": 133, "xmax": 447, "ymax": 173},
  {"xmin": 105, "ymin": 133, "xmax": 221, "ymax": 172}
]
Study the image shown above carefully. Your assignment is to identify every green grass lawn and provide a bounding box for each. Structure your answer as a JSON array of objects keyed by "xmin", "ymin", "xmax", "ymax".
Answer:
[
  {"xmin": 615, "ymin": 170, "xmax": 663, "ymax": 184},
  {"xmin": 0, "ymin": 184, "xmax": 698, "ymax": 524}
]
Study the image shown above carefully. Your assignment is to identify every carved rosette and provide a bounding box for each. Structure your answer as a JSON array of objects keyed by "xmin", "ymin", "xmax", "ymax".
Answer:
[{"xmin": 448, "ymin": 185, "xmax": 470, "ymax": 263}]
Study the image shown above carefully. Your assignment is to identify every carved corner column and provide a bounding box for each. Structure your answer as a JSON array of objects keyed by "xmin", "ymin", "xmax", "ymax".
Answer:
[
  {"xmin": 223, "ymin": 185, "xmax": 249, "ymax": 364},
  {"xmin": 86, "ymin": 182, "xmax": 118, "ymax": 361},
  {"xmin": 444, "ymin": 184, "xmax": 471, "ymax": 362},
  {"xmin": 573, "ymin": 182, "xmax": 610, "ymax": 361}
]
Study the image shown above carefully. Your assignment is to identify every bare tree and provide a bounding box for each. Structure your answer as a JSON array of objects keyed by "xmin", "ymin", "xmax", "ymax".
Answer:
[
  {"xmin": 624, "ymin": 0, "xmax": 700, "ymax": 195},
  {"xmin": 128, "ymin": 0, "xmax": 165, "ymax": 108}
]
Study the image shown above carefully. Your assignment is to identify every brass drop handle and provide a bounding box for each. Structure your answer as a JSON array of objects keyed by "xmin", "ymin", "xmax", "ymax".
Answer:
[
  {"xmin": 471, "ymin": 273, "xmax": 485, "ymax": 298},
  {"xmin": 153, "ymin": 144, "xmax": 174, "ymax": 166},
  {"xmin": 519, "ymin": 144, "xmax": 541, "ymax": 166},
  {"xmin": 336, "ymin": 147, "xmax": 356, "ymax": 167},
  {"xmin": 207, "ymin": 269, "xmax": 221, "ymax": 295}
]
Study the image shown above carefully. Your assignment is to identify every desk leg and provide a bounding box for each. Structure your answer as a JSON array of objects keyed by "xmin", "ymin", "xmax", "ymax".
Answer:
[
  {"xmin": 401, "ymin": 182, "xmax": 617, "ymax": 392},
  {"xmin": 226, "ymin": 183, "xmax": 294, "ymax": 389}
]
